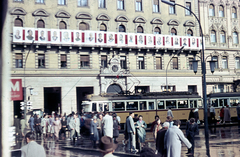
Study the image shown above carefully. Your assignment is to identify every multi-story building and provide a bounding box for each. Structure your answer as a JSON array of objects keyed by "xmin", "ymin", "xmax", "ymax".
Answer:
[
  {"xmin": 199, "ymin": 0, "xmax": 240, "ymax": 95},
  {"xmin": 9, "ymin": 0, "xmax": 203, "ymax": 117}
]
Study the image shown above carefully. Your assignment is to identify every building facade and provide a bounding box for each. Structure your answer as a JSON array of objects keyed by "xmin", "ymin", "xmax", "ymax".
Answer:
[{"xmin": 9, "ymin": 0, "xmax": 203, "ymax": 116}]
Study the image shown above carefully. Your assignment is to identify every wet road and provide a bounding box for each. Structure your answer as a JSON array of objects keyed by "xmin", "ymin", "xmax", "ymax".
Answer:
[{"xmin": 12, "ymin": 125, "xmax": 240, "ymax": 157}]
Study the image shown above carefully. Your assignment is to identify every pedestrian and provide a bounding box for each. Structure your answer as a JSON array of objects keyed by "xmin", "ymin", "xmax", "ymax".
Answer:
[
  {"xmin": 167, "ymin": 108, "xmax": 174, "ymax": 118},
  {"xmin": 69, "ymin": 113, "xmax": 80, "ymax": 146},
  {"xmin": 153, "ymin": 118, "xmax": 162, "ymax": 141},
  {"xmin": 150, "ymin": 115, "xmax": 159, "ymax": 132},
  {"xmin": 21, "ymin": 132, "xmax": 46, "ymax": 157},
  {"xmin": 34, "ymin": 114, "xmax": 42, "ymax": 139},
  {"xmin": 102, "ymin": 111, "xmax": 113, "ymax": 138},
  {"xmin": 14, "ymin": 115, "xmax": 20, "ymax": 138},
  {"xmin": 223, "ymin": 105, "xmax": 231, "ymax": 123},
  {"xmin": 237, "ymin": 103, "xmax": 240, "ymax": 125},
  {"xmin": 80, "ymin": 113, "xmax": 85, "ymax": 135},
  {"xmin": 126, "ymin": 112, "xmax": 138, "ymax": 154},
  {"xmin": 136, "ymin": 115, "xmax": 147, "ymax": 149},
  {"xmin": 28, "ymin": 115, "xmax": 35, "ymax": 133},
  {"xmin": 219, "ymin": 106, "xmax": 224, "ymax": 123},
  {"xmin": 166, "ymin": 116, "xmax": 173, "ymax": 128},
  {"xmin": 97, "ymin": 113, "xmax": 103, "ymax": 139},
  {"xmin": 41, "ymin": 114, "xmax": 48, "ymax": 139},
  {"xmin": 210, "ymin": 105, "xmax": 216, "ymax": 124},
  {"xmin": 193, "ymin": 108, "xmax": 199, "ymax": 124},
  {"xmin": 53, "ymin": 116, "xmax": 61, "ymax": 141},
  {"xmin": 123, "ymin": 116, "xmax": 129, "ymax": 146},
  {"xmin": 156, "ymin": 122, "xmax": 169, "ymax": 157},
  {"xmin": 67, "ymin": 114, "xmax": 72, "ymax": 138},
  {"xmin": 164, "ymin": 120, "xmax": 192, "ymax": 157},
  {"xmin": 20, "ymin": 116, "xmax": 27, "ymax": 137},
  {"xmin": 188, "ymin": 109, "xmax": 194, "ymax": 120},
  {"xmin": 113, "ymin": 115, "xmax": 119, "ymax": 143},
  {"xmin": 140, "ymin": 147, "xmax": 157, "ymax": 157},
  {"xmin": 60, "ymin": 116, "xmax": 67, "ymax": 139},
  {"xmin": 47, "ymin": 115, "xmax": 54, "ymax": 138},
  {"xmin": 186, "ymin": 118, "xmax": 199, "ymax": 156},
  {"xmin": 90, "ymin": 116, "xmax": 99, "ymax": 148},
  {"xmin": 99, "ymin": 136, "xmax": 118, "ymax": 157}
]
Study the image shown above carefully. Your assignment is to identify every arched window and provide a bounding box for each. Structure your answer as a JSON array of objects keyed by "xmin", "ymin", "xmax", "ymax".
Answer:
[
  {"xmin": 79, "ymin": 22, "xmax": 89, "ymax": 30},
  {"xmin": 211, "ymin": 30, "xmax": 216, "ymax": 43},
  {"xmin": 119, "ymin": 25, "xmax": 126, "ymax": 32},
  {"xmin": 107, "ymin": 84, "xmax": 122, "ymax": 93},
  {"xmin": 14, "ymin": 18, "xmax": 23, "ymax": 27},
  {"xmin": 37, "ymin": 20, "xmax": 45, "ymax": 28},
  {"xmin": 220, "ymin": 31, "xmax": 226, "ymax": 43},
  {"xmin": 233, "ymin": 32, "xmax": 238, "ymax": 44},
  {"xmin": 59, "ymin": 21, "xmax": 67, "ymax": 29},
  {"xmin": 171, "ymin": 28, "xmax": 177, "ymax": 35},
  {"xmin": 232, "ymin": 7, "xmax": 237, "ymax": 18},
  {"xmin": 187, "ymin": 29, "xmax": 193, "ymax": 36},
  {"xmin": 219, "ymin": 5, "xmax": 224, "ymax": 17},
  {"xmin": 154, "ymin": 27, "xmax": 161, "ymax": 34},
  {"xmin": 100, "ymin": 23, "xmax": 107, "ymax": 31},
  {"xmin": 209, "ymin": 4, "xmax": 215, "ymax": 16},
  {"xmin": 137, "ymin": 26, "xmax": 143, "ymax": 33}
]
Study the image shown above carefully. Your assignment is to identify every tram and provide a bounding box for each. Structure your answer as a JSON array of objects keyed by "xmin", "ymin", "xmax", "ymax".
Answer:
[{"xmin": 81, "ymin": 91, "xmax": 203, "ymax": 125}]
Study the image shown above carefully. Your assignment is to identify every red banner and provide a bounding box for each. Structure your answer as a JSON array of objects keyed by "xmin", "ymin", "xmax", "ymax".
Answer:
[{"xmin": 11, "ymin": 79, "xmax": 23, "ymax": 101}]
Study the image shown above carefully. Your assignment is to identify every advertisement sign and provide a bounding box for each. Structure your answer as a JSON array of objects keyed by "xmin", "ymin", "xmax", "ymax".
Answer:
[{"xmin": 11, "ymin": 79, "xmax": 23, "ymax": 101}]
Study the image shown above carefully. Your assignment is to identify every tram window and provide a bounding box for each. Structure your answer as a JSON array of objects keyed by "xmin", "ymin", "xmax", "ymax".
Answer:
[
  {"xmin": 157, "ymin": 101, "xmax": 164, "ymax": 109},
  {"xmin": 99, "ymin": 103, "xmax": 103, "ymax": 112},
  {"xmin": 178, "ymin": 100, "xmax": 188, "ymax": 108},
  {"xmin": 166, "ymin": 100, "xmax": 176, "ymax": 109},
  {"xmin": 140, "ymin": 101, "xmax": 147, "ymax": 110},
  {"xmin": 212, "ymin": 99, "xmax": 219, "ymax": 107},
  {"xmin": 112, "ymin": 102, "xmax": 125, "ymax": 111},
  {"xmin": 230, "ymin": 98, "xmax": 239, "ymax": 106},
  {"xmin": 126, "ymin": 102, "xmax": 138, "ymax": 110},
  {"xmin": 104, "ymin": 103, "xmax": 109, "ymax": 111},
  {"xmin": 92, "ymin": 103, "xmax": 97, "ymax": 112},
  {"xmin": 148, "ymin": 102, "xmax": 155, "ymax": 110},
  {"xmin": 190, "ymin": 100, "xmax": 197, "ymax": 108}
]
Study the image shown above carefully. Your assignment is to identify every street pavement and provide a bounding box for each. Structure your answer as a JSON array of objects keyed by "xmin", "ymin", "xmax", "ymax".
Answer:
[{"xmin": 11, "ymin": 124, "xmax": 240, "ymax": 157}]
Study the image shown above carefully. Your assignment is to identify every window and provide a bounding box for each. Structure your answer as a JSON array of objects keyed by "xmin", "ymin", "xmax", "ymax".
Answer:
[
  {"xmin": 15, "ymin": 53, "xmax": 23, "ymax": 68},
  {"xmin": 117, "ymin": 0, "xmax": 124, "ymax": 10},
  {"xmin": 58, "ymin": 0, "xmax": 66, "ymax": 5},
  {"xmin": 171, "ymin": 28, "xmax": 177, "ymax": 36},
  {"xmin": 189, "ymin": 57, "xmax": 193, "ymax": 70},
  {"xmin": 218, "ymin": 84, "xmax": 224, "ymax": 93},
  {"xmin": 156, "ymin": 57, "xmax": 162, "ymax": 69},
  {"xmin": 59, "ymin": 21, "xmax": 67, "ymax": 29},
  {"xmin": 100, "ymin": 23, "xmax": 107, "ymax": 31},
  {"xmin": 78, "ymin": 0, "xmax": 88, "ymax": 6},
  {"xmin": 212, "ymin": 56, "xmax": 218, "ymax": 69},
  {"xmin": 14, "ymin": 0, "xmax": 23, "ymax": 2},
  {"xmin": 137, "ymin": 26, "xmax": 144, "ymax": 33},
  {"xmin": 188, "ymin": 85, "xmax": 197, "ymax": 93},
  {"xmin": 79, "ymin": 22, "xmax": 89, "ymax": 30},
  {"xmin": 99, "ymin": 0, "xmax": 105, "ymax": 8},
  {"xmin": 136, "ymin": 0, "xmax": 142, "ymax": 11},
  {"xmin": 139, "ymin": 101, "xmax": 147, "ymax": 110},
  {"xmin": 185, "ymin": 2, "xmax": 191, "ymax": 15},
  {"xmin": 119, "ymin": 25, "xmax": 125, "ymax": 32},
  {"xmin": 209, "ymin": 4, "xmax": 215, "ymax": 16},
  {"xmin": 169, "ymin": 0, "xmax": 175, "ymax": 14},
  {"xmin": 37, "ymin": 20, "xmax": 45, "ymax": 28},
  {"xmin": 61, "ymin": 54, "xmax": 67, "ymax": 68},
  {"xmin": 80, "ymin": 55, "xmax": 90, "ymax": 68},
  {"xmin": 235, "ymin": 57, "xmax": 240, "ymax": 69},
  {"xmin": 187, "ymin": 29, "xmax": 193, "ymax": 36},
  {"xmin": 126, "ymin": 101, "xmax": 138, "ymax": 110},
  {"xmin": 220, "ymin": 31, "xmax": 226, "ymax": 43},
  {"xmin": 219, "ymin": 5, "xmax": 224, "ymax": 17},
  {"xmin": 14, "ymin": 18, "xmax": 23, "ymax": 27},
  {"xmin": 172, "ymin": 57, "xmax": 178, "ymax": 69},
  {"xmin": 101, "ymin": 55, "xmax": 107, "ymax": 68},
  {"xmin": 232, "ymin": 7, "xmax": 237, "ymax": 18},
  {"xmin": 38, "ymin": 54, "xmax": 45, "ymax": 68},
  {"xmin": 138, "ymin": 56, "xmax": 145, "ymax": 69},
  {"xmin": 112, "ymin": 102, "xmax": 125, "ymax": 111},
  {"xmin": 154, "ymin": 27, "xmax": 161, "ymax": 34},
  {"xmin": 36, "ymin": 0, "xmax": 44, "ymax": 3},
  {"xmin": 222, "ymin": 56, "xmax": 228, "ymax": 69},
  {"xmin": 120, "ymin": 56, "xmax": 127, "ymax": 69},
  {"xmin": 233, "ymin": 32, "xmax": 238, "ymax": 44},
  {"xmin": 153, "ymin": 0, "xmax": 159, "ymax": 13},
  {"xmin": 210, "ymin": 30, "xmax": 216, "ymax": 43}
]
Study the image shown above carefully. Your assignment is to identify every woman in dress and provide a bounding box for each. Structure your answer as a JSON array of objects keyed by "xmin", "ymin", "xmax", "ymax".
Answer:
[
  {"xmin": 53, "ymin": 116, "xmax": 61, "ymax": 141},
  {"xmin": 135, "ymin": 115, "xmax": 147, "ymax": 149},
  {"xmin": 41, "ymin": 114, "xmax": 48, "ymax": 139},
  {"xmin": 113, "ymin": 115, "xmax": 119, "ymax": 143},
  {"xmin": 47, "ymin": 115, "xmax": 54, "ymax": 138},
  {"xmin": 60, "ymin": 116, "xmax": 67, "ymax": 139},
  {"xmin": 153, "ymin": 118, "xmax": 162, "ymax": 141},
  {"xmin": 90, "ymin": 116, "xmax": 99, "ymax": 148}
]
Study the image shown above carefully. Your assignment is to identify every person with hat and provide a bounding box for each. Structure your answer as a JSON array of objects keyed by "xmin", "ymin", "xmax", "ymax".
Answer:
[
  {"xmin": 156, "ymin": 122, "xmax": 169, "ymax": 157},
  {"xmin": 99, "ymin": 136, "xmax": 118, "ymax": 157},
  {"xmin": 90, "ymin": 116, "xmax": 99, "ymax": 148}
]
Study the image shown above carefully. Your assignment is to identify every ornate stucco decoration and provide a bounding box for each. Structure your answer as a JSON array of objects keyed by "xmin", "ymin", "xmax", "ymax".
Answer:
[
  {"xmin": 167, "ymin": 19, "xmax": 179, "ymax": 26},
  {"xmin": 10, "ymin": 7, "xmax": 27, "ymax": 15},
  {"xmin": 133, "ymin": 16, "xmax": 147, "ymax": 24},
  {"xmin": 96, "ymin": 13, "xmax": 110, "ymax": 21},
  {"xmin": 32, "ymin": 9, "xmax": 49, "ymax": 17},
  {"xmin": 115, "ymin": 15, "xmax": 128, "ymax": 22},
  {"xmin": 55, "ymin": 10, "xmax": 71, "ymax": 18},
  {"xmin": 75, "ymin": 12, "xmax": 92, "ymax": 20},
  {"xmin": 151, "ymin": 18, "xmax": 163, "ymax": 25}
]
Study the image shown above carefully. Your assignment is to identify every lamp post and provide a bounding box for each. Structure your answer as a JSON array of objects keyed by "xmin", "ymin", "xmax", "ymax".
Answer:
[{"xmin": 161, "ymin": 0, "xmax": 210, "ymax": 156}]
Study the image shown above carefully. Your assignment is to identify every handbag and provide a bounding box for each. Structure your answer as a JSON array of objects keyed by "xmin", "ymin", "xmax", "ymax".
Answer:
[
  {"xmin": 118, "ymin": 125, "xmax": 121, "ymax": 130},
  {"xmin": 197, "ymin": 120, "xmax": 200, "ymax": 124}
]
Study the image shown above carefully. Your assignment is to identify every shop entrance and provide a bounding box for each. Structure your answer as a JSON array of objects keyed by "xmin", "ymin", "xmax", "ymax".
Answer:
[
  {"xmin": 76, "ymin": 87, "xmax": 93, "ymax": 113},
  {"xmin": 44, "ymin": 87, "xmax": 61, "ymax": 115}
]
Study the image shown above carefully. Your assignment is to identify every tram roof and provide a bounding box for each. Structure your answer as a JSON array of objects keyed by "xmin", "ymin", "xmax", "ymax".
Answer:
[
  {"xmin": 207, "ymin": 92, "xmax": 240, "ymax": 98},
  {"xmin": 85, "ymin": 91, "xmax": 201, "ymax": 101}
]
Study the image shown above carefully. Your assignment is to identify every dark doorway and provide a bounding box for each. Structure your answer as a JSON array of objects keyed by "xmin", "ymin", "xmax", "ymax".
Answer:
[
  {"xmin": 76, "ymin": 87, "xmax": 93, "ymax": 113},
  {"xmin": 44, "ymin": 87, "xmax": 61, "ymax": 115},
  {"xmin": 14, "ymin": 101, "xmax": 22, "ymax": 118}
]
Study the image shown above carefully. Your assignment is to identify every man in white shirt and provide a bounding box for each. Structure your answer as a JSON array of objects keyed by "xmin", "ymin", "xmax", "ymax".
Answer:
[
  {"xmin": 210, "ymin": 105, "xmax": 216, "ymax": 124},
  {"xmin": 102, "ymin": 111, "xmax": 113, "ymax": 138}
]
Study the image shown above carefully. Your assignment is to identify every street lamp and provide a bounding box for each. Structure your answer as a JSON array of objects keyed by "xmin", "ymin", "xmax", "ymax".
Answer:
[
  {"xmin": 161, "ymin": 0, "xmax": 211, "ymax": 156},
  {"xmin": 190, "ymin": 58, "xmax": 216, "ymax": 74}
]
